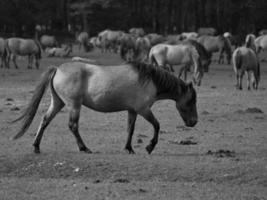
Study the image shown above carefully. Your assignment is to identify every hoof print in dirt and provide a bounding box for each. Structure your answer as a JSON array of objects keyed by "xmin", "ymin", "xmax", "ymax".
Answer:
[
  {"xmin": 93, "ymin": 179, "xmax": 101, "ymax": 184},
  {"xmin": 10, "ymin": 106, "xmax": 20, "ymax": 111},
  {"xmin": 169, "ymin": 137, "xmax": 197, "ymax": 145},
  {"xmin": 211, "ymin": 85, "xmax": 217, "ymax": 89},
  {"xmin": 235, "ymin": 107, "xmax": 264, "ymax": 114},
  {"xmin": 201, "ymin": 111, "xmax": 210, "ymax": 115},
  {"xmin": 113, "ymin": 178, "xmax": 130, "ymax": 183},
  {"xmin": 5, "ymin": 98, "xmax": 14, "ymax": 102},
  {"xmin": 206, "ymin": 149, "xmax": 235, "ymax": 158}
]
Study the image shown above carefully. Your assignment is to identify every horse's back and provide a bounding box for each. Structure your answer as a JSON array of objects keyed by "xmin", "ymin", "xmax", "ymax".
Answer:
[
  {"xmin": 7, "ymin": 38, "xmax": 38, "ymax": 55},
  {"xmin": 233, "ymin": 47, "xmax": 258, "ymax": 70},
  {"xmin": 53, "ymin": 62, "xmax": 156, "ymax": 112}
]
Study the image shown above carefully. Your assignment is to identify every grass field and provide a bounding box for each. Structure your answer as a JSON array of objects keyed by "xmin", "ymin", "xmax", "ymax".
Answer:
[{"xmin": 0, "ymin": 48, "xmax": 267, "ymax": 200}]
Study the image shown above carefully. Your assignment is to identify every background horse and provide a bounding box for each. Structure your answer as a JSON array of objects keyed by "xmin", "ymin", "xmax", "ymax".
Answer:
[
  {"xmin": 148, "ymin": 43, "xmax": 203, "ymax": 86},
  {"xmin": 98, "ymin": 29, "xmax": 124, "ymax": 53},
  {"xmin": 245, "ymin": 34, "xmax": 257, "ymax": 52},
  {"xmin": 6, "ymin": 38, "xmax": 42, "ymax": 69},
  {"xmin": 197, "ymin": 27, "xmax": 217, "ymax": 36},
  {"xmin": 12, "ymin": 62, "xmax": 197, "ymax": 155},
  {"xmin": 76, "ymin": 31, "xmax": 90, "ymax": 52},
  {"xmin": 232, "ymin": 46, "xmax": 260, "ymax": 90},
  {"xmin": 39, "ymin": 35, "xmax": 58, "ymax": 50},
  {"xmin": 197, "ymin": 35, "xmax": 232, "ymax": 64},
  {"xmin": 255, "ymin": 34, "xmax": 267, "ymax": 54},
  {"xmin": 129, "ymin": 27, "xmax": 145, "ymax": 37},
  {"xmin": 0, "ymin": 37, "xmax": 8, "ymax": 68}
]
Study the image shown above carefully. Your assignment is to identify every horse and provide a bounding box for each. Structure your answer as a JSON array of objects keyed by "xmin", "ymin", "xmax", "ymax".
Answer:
[
  {"xmin": 118, "ymin": 33, "xmax": 136, "ymax": 61},
  {"xmin": 245, "ymin": 34, "xmax": 257, "ymax": 53},
  {"xmin": 232, "ymin": 46, "xmax": 260, "ymax": 90},
  {"xmin": 6, "ymin": 38, "xmax": 42, "ymax": 69},
  {"xmin": 197, "ymin": 35, "xmax": 232, "ymax": 64},
  {"xmin": 255, "ymin": 34, "xmax": 267, "ymax": 54},
  {"xmin": 164, "ymin": 34, "xmax": 182, "ymax": 45},
  {"xmin": 0, "ymin": 38, "xmax": 8, "ymax": 68},
  {"xmin": 76, "ymin": 31, "xmax": 90, "ymax": 52},
  {"xmin": 98, "ymin": 29, "xmax": 124, "ymax": 53},
  {"xmin": 148, "ymin": 43, "xmax": 203, "ymax": 86},
  {"xmin": 197, "ymin": 27, "xmax": 217, "ymax": 36},
  {"xmin": 12, "ymin": 61, "xmax": 198, "ymax": 155},
  {"xmin": 40, "ymin": 35, "xmax": 58, "ymax": 50},
  {"xmin": 258, "ymin": 29, "xmax": 267, "ymax": 36},
  {"xmin": 180, "ymin": 32, "xmax": 198, "ymax": 41},
  {"xmin": 133, "ymin": 36, "xmax": 151, "ymax": 62},
  {"xmin": 46, "ymin": 44, "xmax": 72, "ymax": 57},
  {"xmin": 129, "ymin": 27, "xmax": 145, "ymax": 37},
  {"xmin": 144, "ymin": 33, "xmax": 166, "ymax": 46}
]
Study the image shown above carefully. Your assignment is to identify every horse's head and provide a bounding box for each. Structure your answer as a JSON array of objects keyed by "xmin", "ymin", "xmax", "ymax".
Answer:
[{"xmin": 175, "ymin": 82, "xmax": 198, "ymax": 127}]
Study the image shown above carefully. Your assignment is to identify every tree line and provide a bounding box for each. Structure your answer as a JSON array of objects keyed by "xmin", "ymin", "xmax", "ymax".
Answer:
[{"xmin": 0, "ymin": 0, "xmax": 266, "ymax": 38}]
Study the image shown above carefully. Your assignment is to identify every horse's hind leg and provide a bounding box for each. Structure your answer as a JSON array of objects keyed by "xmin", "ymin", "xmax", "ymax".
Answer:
[
  {"xmin": 125, "ymin": 110, "xmax": 137, "ymax": 154},
  {"xmin": 33, "ymin": 92, "xmax": 64, "ymax": 153},
  {"xmin": 246, "ymin": 71, "xmax": 251, "ymax": 90},
  {"xmin": 139, "ymin": 109, "xmax": 160, "ymax": 154},
  {"xmin": 68, "ymin": 104, "xmax": 91, "ymax": 153}
]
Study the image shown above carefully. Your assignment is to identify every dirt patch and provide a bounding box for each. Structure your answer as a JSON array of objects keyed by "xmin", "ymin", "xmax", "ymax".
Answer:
[
  {"xmin": 235, "ymin": 107, "xmax": 264, "ymax": 114},
  {"xmin": 206, "ymin": 150, "xmax": 236, "ymax": 158}
]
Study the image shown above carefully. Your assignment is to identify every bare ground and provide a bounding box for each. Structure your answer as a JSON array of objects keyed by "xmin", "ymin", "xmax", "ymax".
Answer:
[{"xmin": 0, "ymin": 49, "xmax": 267, "ymax": 200}]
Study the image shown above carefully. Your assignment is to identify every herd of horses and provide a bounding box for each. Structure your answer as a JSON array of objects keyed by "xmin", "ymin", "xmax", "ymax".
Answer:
[{"xmin": 5, "ymin": 27, "xmax": 266, "ymax": 154}]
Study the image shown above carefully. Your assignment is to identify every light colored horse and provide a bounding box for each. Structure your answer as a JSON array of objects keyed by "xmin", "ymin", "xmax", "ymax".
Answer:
[
  {"xmin": 76, "ymin": 31, "xmax": 89, "ymax": 52},
  {"xmin": 6, "ymin": 38, "xmax": 41, "ymax": 69},
  {"xmin": 197, "ymin": 27, "xmax": 217, "ymax": 36},
  {"xmin": 12, "ymin": 62, "xmax": 198, "ymax": 154},
  {"xmin": 245, "ymin": 34, "xmax": 256, "ymax": 52},
  {"xmin": 98, "ymin": 29, "xmax": 124, "ymax": 53},
  {"xmin": 148, "ymin": 43, "xmax": 203, "ymax": 86},
  {"xmin": 255, "ymin": 35, "xmax": 267, "ymax": 54},
  {"xmin": 232, "ymin": 47, "xmax": 260, "ymax": 90},
  {"xmin": 46, "ymin": 44, "xmax": 72, "ymax": 57},
  {"xmin": 0, "ymin": 38, "xmax": 8, "ymax": 68},
  {"xmin": 181, "ymin": 32, "xmax": 198, "ymax": 41},
  {"xmin": 197, "ymin": 35, "xmax": 232, "ymax": 64},
  {"xmin": 40, "ymin": 35, "xmax": 58, "ymax": 50},
  {"xmin": 133, "ymin": 36, "xmax": 151, "ymax": 61},
  {"xmin": 89, "ymin": 36, "xmax": 101, "ymax": 49},
  {"xmin": 129, "ymin": 27, "xmax": 145, "ymax": 37}
]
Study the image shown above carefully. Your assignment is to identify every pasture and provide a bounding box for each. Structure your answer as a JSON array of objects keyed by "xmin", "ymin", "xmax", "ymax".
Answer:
[{"xmin": 0, "ymin": 48, "xmax": 267, "ymax": 200}]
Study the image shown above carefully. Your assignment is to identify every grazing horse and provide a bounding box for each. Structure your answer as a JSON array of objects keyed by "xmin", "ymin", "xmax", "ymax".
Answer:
[
  {"xmin": 148, "ymin": 44, "xmax": 203, "ymax": 86},
  {"xmin": 40, "ymin": 35, "xmax": 58, "ymax": 50},
  {"xmin": 197, "ymin": 27, "xmax": 217, "ymax": 36},
  {"xmin": 6, "ymin": 38, "xmax": 41, "ymax": 69},
  {"xmin": 76, "ymin": 31, "xmax": 90, "ymax": 52},
  {"xmin": 98, "ymin": 29, "xmax": 124, "ymax": 53},
  {"xmin": 12, "ymin": 62, "xmax": 198, "ymax": 154},
  {"xmin": 232, "ymin": 47, "xmax": 260, "ymax": 90},
  {"xmin": 129, "ymin": 28, "xmax": 145, "ymax": 37},
  {"xmin": 197, "ymin": 35, "xmax": 232, "ymax": 64},
  {"xmin": 0, "ymin": 38, "xmax": 8, "ymax": 68},
  {"xmin": 255, "ymin": 35, "xmax": 267, "ymax": 54}
]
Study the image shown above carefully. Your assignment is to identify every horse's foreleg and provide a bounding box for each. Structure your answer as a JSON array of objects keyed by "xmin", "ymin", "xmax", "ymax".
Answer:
[
  {"xmin": 125, "ymin": 110, "xmax": 137, "ymax": 154},
  {"xmin": 11, "ymin": 55, "xmax": 18, "ymax": 69},
  {"xmin": 139, "ymin": 109, "xmax": 160, "ymax": 154},
  {"xmin": 28, "ymin": 55, "xmax": 32, "ymax": 69},
  {"xmin": 68, "ymin": 105, "xmax": 91, "ymax": 153},
  {"xmin": 33, "ymin": 94, "xmax": 64, "ymax": 153}
]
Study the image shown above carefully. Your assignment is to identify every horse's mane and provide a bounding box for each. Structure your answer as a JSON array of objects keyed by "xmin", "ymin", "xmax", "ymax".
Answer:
[
  {"xmin": 129, "ymin": 61, "xmax": 186, "ymax": 95},
  {"xmin": 185, "ymin": 39, "xmax": 211, "ymax": 59}
]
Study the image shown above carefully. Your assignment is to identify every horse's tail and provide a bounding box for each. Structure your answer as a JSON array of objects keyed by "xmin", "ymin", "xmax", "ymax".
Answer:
[
  {"xmin": 232, "ymin": 49, "xmax": 242, "ymax": 73},
  {"xmin": 11, "ymin": 66, "xmax": 57, "ymax": 140},
  {"xmin": 34, "ymin": 40, "xmax": 42, "ymax": 59}
]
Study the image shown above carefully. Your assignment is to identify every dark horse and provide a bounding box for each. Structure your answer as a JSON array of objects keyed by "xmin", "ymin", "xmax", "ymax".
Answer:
[{"xmin": 12, "ymin": 61, "xmax": 198, "ymax": 154}]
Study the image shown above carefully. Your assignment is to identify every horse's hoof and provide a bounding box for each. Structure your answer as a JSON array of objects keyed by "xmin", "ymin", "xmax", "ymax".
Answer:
[
  {"xmin": 145, "ymin": 145, "xmax": 154, "ymax": 154},
  {"xmin": 34, "ymin": 148, "xmax": 40, "ymax": 154},
  {"xmin": 80, "ymin": 147, "xmax": 92, "ymax": 154},
  {"xmin": 125, "ymin": 146, "xmax": 135, "ymax": 154}
]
